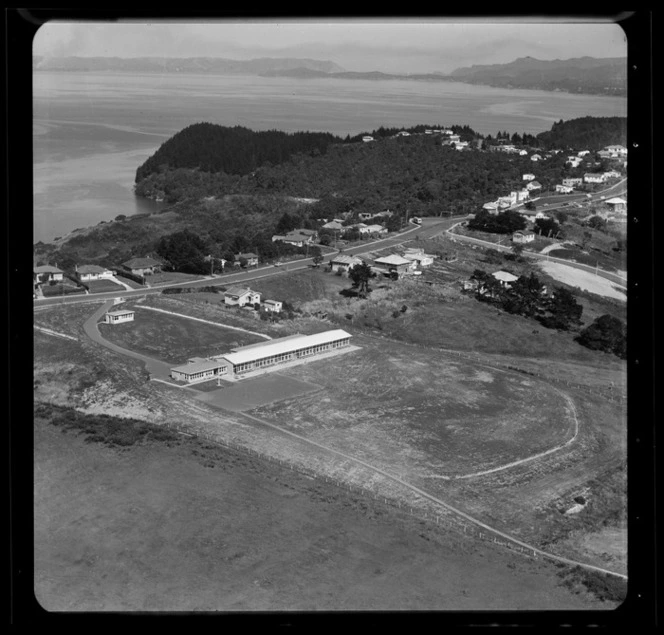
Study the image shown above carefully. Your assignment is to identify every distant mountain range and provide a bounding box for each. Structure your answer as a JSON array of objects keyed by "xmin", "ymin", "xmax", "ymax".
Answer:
[
  {"xmin": 448, "ymin": 56, "xmax": 627, "ymax": 96},
  {"xmin": 32, "ymin": 55, "xmax": 345, "ymax": 75},
  {"xmin": 32, "ymin": 55, "xmax": 626, "ymax": 96}
]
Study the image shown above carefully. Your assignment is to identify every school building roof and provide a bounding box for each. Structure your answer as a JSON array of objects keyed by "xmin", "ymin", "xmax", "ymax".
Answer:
[
  {"xmin": 219, "ymin": 329, "xmax": 352, "ymax": 366},
  {"xmin": 171, "ymin": 359, "xmax": 229, "ymax": 375}
]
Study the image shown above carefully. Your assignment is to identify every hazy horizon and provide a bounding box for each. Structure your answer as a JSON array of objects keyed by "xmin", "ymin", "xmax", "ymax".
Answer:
[{"xmin": 32, "ymin": 19, "xmax": 628, "ymax": 75}]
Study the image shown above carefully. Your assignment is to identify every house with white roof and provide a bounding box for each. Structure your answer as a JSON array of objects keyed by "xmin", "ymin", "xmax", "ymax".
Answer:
[
  {"xmin": 402, "ymin": 248, "xmax": 435, "ymax": 267},
  {"xmin": 584, "ymin": 173, "xmax": 606, "ymax": 184},
  {"xmin": 329, "ymin": 255, "xmax": 362, "ymax": 273},
  {"xmin": 605, "ymin": 197, "xmax": 627, "ymax": 212},
  {"xmin": 555, "ymin": 184, "xmax": 574, "ymax": 194},
  {"xmin": 363, "ymin": 224, "xmax": 388, "ymax": 235},
  {"xmin": 262, "ymin": 300, "xmax": 283, "ymax": 313},
  {"xmin": 562, "ymin": 178, "xmax": 583, "ymax": 187},
  {"xmin": 224, "ymin": 286, "xmax": 261, "ymax": 307},
  {"xmin": 603, "ymin": 170, "xmax": 622, "ymax": 179},
  {"xmin": 512, "ymin": 230, "xmax": 536, "ymax": 244},
  {"xmin": 530, "ymin": 154, "xmax": 542, "ymax": 162},
  {"xmin": 102, "ymin": 309, "xmax": 135, "ymax": 325},
  {"xmin": 374, "ymin": 254, "xmax": 415, "ymax": 276},
  {"xmin": 483, "ymin": 202, "xmax": 500, "ymax": 214},
  {"xmin": 522, "ymin": 173, "xmax": 536, "ymax": 181},
  {"xmin": 492, "ymin": 270, "xmax": 519, "ymax": 287},
  {"xmin": 526, "ymin": 180, "xmax": 542, "ymax": 191},
  {"xmin": 362, "ymin": 135, "xmax": 374, "ymax": 142},
  {"xmin": 272, "ymin": 229, "xmax": 318, "ymax": 247},
  {"xmin": 567, "ymin": 156, "xmax": 583, "ymax": 168},
  {"xmin": 603, "ymin": 145, "xmax": 627, "ymax": 157},
  {"xmin": 577, "ymin": 150, "xmax": 591, "ymax": 156}
]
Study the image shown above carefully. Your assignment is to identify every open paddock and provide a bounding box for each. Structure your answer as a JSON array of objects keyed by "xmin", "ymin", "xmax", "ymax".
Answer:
[
  {"xmin": 98, "ymin": 305, "xmax": 267, "ymax": 364},
  {"xmin": 252, "ymin": 336, "xmax": 575, "ymax": 478},
  {"xmin": 85, "ymin": 278, "xmax": 127, "ymax": 294}
]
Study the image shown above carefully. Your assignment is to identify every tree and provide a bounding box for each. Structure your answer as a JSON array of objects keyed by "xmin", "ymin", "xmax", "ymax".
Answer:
[
  {"xmin": 538, "ymin": 287, "xmax": 583, "ymax": 331},
  {"xmin": 156, "ymin": 229, "xmax": 209, "ymax": 274},
  {"xmin": 555, "ymin": 210, "xmax": 569, "ymax": 224},
  {"xmin": 510, "ymin": 243, "xmax": 525, "ymax": 260},
  {"xmin": 534, "ymin": 217, "xmax": 560, "ymax": 237},
  {"xmin": 238, "ymin": 256, "xmax": 248, "ymax": 269},
  {"xmin": 524, "ymin": 201, "xmax": 536, "ymax": 211},
  {"xmin": 576, "ymin": 314, "xmax": 626, "ymax": 359},
  {"xmin": 115, "ymin": 214, "xmax": 127, "ymax": 221},
  {"xmin": 348, "ymin": 262, "xmax": 376, "ymax": 297},
  {"xmin": 587, "ymin": 215, "xmax": 607, "ymax": 231},
  {"xmin": 312, "ymin": 253, "xmax": 324, "ymax": 268}
]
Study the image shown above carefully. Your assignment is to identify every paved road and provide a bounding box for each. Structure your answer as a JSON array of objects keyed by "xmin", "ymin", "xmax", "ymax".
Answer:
[
  {"xmin": 446, "ymin": 221, "xmax": 627, "ymax": 287},
  {"xmin": 82, "ymin": 299, "xmax": 173, "ymax": 380},
  {"xmin": 35, "ymin": 218, "xmax": 456, "ymax": 308}
]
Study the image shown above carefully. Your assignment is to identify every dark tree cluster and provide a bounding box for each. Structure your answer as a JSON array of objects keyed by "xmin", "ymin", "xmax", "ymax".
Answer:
[
  {"xmin": 469, "ymin": 269, "xmax": 583, "ymax": 331},
  {"xmin": 536, "ymin": 116, "xmax": 627, "ymax": 151},
  {"xmin": 135, "ymin": 123, "xmax": 343, "ymax": 183},
  {"xmin": 576, "ymin": 314, "xmax": 626, "ymax": 359},
  {"xmin": 467, "ymin": 209, "xmax": 528, "ymax": 234}
]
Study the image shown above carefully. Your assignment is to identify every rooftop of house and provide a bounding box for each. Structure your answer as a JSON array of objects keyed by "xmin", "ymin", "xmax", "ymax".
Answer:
[
  {"xmin": 234, "ymin": 252, "xmax": 258, "ymax": 260},
  {"xmin": 492, "ymin": 271, "xmax": 519, "ymax": 283},
  {"xmin": 605, "ymin": 197, "xmax": 627, "ymax": 205},
  {"xmin": 224, "ymin": 286, "xmax": 258, "ymax": 297},
  {"xmin": 34, "ymin": 265, "xmax": 63, "ymax": 274},
  {"xmin": 330, "ymin": 255, "xmax": 362, "ymax": 265},
  {"xmin": 374, "ymin": 254, "xmax": 413, "ymax": 266},
  {"xmin": 123, "ymin": 257, "xmax": 161, "ymax": 268},
  {"xmin": 77, "ymin": 264, "xmax": 113, "ymax": 274}
]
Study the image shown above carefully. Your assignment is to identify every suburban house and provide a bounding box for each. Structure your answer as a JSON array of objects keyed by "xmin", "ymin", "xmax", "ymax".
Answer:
[
  {"xmin": 102, "ymin": 309, "xmax": 135, "ymax": 325},
  {"xmin": 350, "ymin": 223, "xmax": 370, "ymax": 234},
  {"xmin": 454, "ymin": 141, "xmax": 470, "ymax": 150},
  {"xmin": 402, "ymin": 248, "xmax": 435, "ymax": 267},
  {"xmin": 516, "ymin": 188, "xmax": 530, "ymax": 202},
  {"xmin": 497, "ymin": 195, "xmax": 515, "ymax": 209},
  {"xmin": 271, "ymin": 229, "xmax": 318, "ymax": 247},
  {"xmin": 603, "ymin": 145, "xmax": 628, "ymax": 157},
  {"xmin": 374, "ymin": 254, "xmax": 415, "ymax": 276},
  {"xmin": 448, "ymin": 134, "xmax": 461, "ymax": 143},
  {"xmin": 566, "ymin": 157, "xmax": 583, "ymax": 168},
  {"xmin": 122, "ymin": 257, "xmax": 162, "ymax": 276},
  {"xmin": 522, "ymin": 173, "xmax": 536, "ymax": 181},
  {"xmin": 526, "ymin": 180, "xmax": 542, "ymax": 191},
  {"xmin": 76, "ymin": 264, "xmax": 116, "ymax": 281},
  {"xmin": 584, "ymin": 173, "xmax": 606, "ymax": 184},
  {"xmin": 512, "ymin": 230, "xmax": 536, "ymax": 244},
  {"xmin": 519, "ymin": 149, "xmax": 528, "ymax": 156},
  {"xmin": 603, "ymin": 170, "xmax": 622, "ymax": 179},
  {"xmin": 577, "ymin": 150, "xmax": 591, "ymax": 156},
  {"xmin": 33, "ymin": 265, "xmax": 64, "ymax": 284},
  {"xmin": 329, "ymin": 254, "xmax": 362, "ymax": 273},
  {"xmin": 234, "ymin": 252, "xmax": 259, "ymax": 267},
  {"xmin": 597, "ymin": 150, "xmax": 612, "ymax": 160},
  {"xmin": 358, "ymin": 212, "xmax": 374, "ymax": 221},
  {"xmin": 396, "ymin": 130, "xmax": 411, "ymax": 137},
  {"xmin": 322, "ymin": 221, "xmax": 346, "ymax": 233},
  {"xmin": 223, "ymin": 286, "xmax": 262, "ymax": 307},
  {"xmin": 492, "ymin": 270, "xmax": 519, "ymax": 288},
  {"xmin": 562, "ymin": 177, "xmax": 583, "ymax": 187},
  {"xmin": 555, "ymin": 184, "xmax": 574, "ymax": 194},
  {"xmin": 362, "ymin": 135, "xmax": 374, "ymax": 142},
  {"xmin": 262, "ymin": 299, "xmax": 283, "ymax": 313},
  {"xmin": 483, "ymin": 202, "xmax": 500, "ymax": 214},
  {"xmin": 605, "ymin": 197, "xmax": 627, "ymax": 212},
  {"xmin": 363, "ymin": 224, "xmax": 388, "ymax": 235}
]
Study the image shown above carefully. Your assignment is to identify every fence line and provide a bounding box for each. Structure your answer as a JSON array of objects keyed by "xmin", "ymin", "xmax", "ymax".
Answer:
[{"xmin": 167, "ymin": 421, "xmax": 622, "ymax": 573}]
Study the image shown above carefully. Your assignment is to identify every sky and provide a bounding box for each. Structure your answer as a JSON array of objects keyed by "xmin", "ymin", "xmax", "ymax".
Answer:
[{"xmin": 32, "ymin": 18, "xmax": 628, "ymax": 74}]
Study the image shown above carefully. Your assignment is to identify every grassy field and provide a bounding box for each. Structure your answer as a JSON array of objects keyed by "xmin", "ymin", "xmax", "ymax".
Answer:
[
  {"xmin": 40, "ymin": 282, "xmax": 85, "ymax": 297},
  {"xmin": 34, "ymin": 407, "xmax": 611, "ymax": 611},
  {"xmin": 147, "ymin": 271, "xmax": 207, "ymax": 286},
  {"xmin": 85, "ymin": 278, "xmax": 126, "ymax": 294},
  {"xmin": 97, "ymin": 305, "xmax": 267, "ymax": 364}
]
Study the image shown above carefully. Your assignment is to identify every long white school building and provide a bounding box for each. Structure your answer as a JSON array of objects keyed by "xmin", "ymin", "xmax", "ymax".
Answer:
[{"xmin": 170, "ymin": 329, "xmax": 353, "ymax": 383}]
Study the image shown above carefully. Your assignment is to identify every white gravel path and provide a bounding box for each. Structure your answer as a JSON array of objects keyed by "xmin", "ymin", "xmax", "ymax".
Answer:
[{"xmin": 537, "ymin": 261, "xmax": 626, "ymax": 301}]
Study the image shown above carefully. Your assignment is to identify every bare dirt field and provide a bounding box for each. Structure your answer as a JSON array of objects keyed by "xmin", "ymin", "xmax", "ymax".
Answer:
[
  {"xmin": 34, "ymin": 414, "xmax": 609, "ymax": 611},
  {"xmin": 252, "ymin": 336, "xmax": 575, "ymax": 477},
  {"xmin": 536, "ymin": 261, "xmax": 626, "ymax": 301}
]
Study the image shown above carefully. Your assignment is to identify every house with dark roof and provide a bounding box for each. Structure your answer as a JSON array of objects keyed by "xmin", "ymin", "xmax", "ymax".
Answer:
[
  {"xmin": 76, "ymin": 264, "xmax": 116, "ymax": 281},
  {"xmin": 33, "ymin": 265, "xmax": 64, "ymax": 284},
  {"xmin": 234, "ymin": 252, "xmax": 259, "ymax": 267},
  {"xmin": 122, "ymin": 257, "xmax": 162, "ymax": 276}
]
